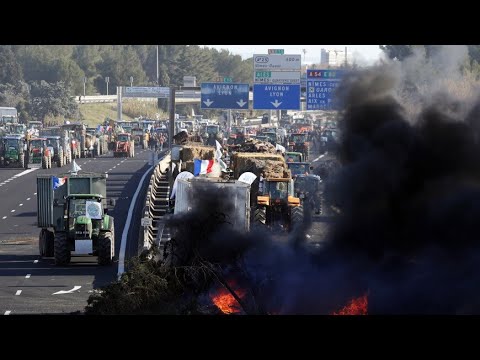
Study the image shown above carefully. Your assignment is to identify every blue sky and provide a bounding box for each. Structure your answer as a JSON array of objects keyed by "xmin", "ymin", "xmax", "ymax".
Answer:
[{"xmin": 203, "ymin": 45, "xmax": 383, "ymax": 65}]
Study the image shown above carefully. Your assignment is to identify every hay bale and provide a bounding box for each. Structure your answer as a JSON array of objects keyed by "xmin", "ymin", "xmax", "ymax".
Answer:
[
  {"xmin": 231, "ymin": 152, "xmax": 289, "ymax": 179},
  {"xmin": 181, "ymin": 145, "xmax": 215, "ymax": 162},
  {"xmin": 236, "ymin": 139, "xmax": 277, "ymax": 154}
]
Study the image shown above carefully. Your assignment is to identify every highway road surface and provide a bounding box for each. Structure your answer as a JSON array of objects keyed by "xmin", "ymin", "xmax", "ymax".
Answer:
[{"xmin": 0, "ymin": 146, "xmax": 156, "ymax": 314}]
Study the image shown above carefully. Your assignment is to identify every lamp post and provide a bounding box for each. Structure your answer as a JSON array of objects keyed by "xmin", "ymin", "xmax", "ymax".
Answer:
[
  {"xmin": 83, "ymin": 77, "xmax": 87, "ymax": 97},
  {"xmin": 130, "ymin": 76, "xmax": 133, "ymax": 87},
  {"xmin": 105, "ymin": 76, "xmax": 110, "ymax": 95}
]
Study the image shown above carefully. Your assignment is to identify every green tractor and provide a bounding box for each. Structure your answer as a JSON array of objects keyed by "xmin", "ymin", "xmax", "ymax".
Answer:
[
  {"xmin": 37, "ymin": 174, "xmax": 115, "ymax": 266},
  {"xmin": 0, "ymin": 135, "xmax": 26, "ymax": 168}
]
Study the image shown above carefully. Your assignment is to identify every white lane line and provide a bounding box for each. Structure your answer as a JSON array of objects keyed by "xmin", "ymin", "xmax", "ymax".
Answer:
[
  {"xmin": 33, "ymin": 260, "xmax": 38, "ymax": 263},
  {"xmin": 118, "ymin": 165, "xmax": 154, "ymax": 278},
  {"xmin": 25, "ymin": 274, "xmax": 31, "ymax": 279},
  {"xmin": 2, "ymin": 216, "xmax": 6, "ymax": 220},
  {"xmin": 15, "ymin": 290, "xmax": 22, "ymax": 296},
  {"xmin": 52, "ymin": 286, "xmax": 81, "ymax": 295},
  {"xmin": 26, "ymin": 198, "xmax": 31, "ymax": 201},
  {"xmin": 4, "ymin": 311, "xmax": 11, "ymax": 315},
  {"xmin": 19, "ymin": 204, "xmax": 23, "ymax": 207},
  {"xmin": 117, "ymin": 163, "xmax": 121, "ymax": 166},
  {"xmin": 113, "ymin": 166, "xmax": 116, "ymax": 169},
  {"xmin": 10, "ymin": 210, "xmax": 15, "ymax": 213},
  {"xmin": 15, "ymin": 168, "xmax": 38, "ymax": 177},
  {"xmin": 5, "ymin": 180, "xmax": 11, "ymax": 183},
  {"xmin": 34, "ymin": 193, "xmax": 37, "ymax": 195},
  {"xmin": 108, "ymin": 169, "xmax": 113, "ymax": 171}
]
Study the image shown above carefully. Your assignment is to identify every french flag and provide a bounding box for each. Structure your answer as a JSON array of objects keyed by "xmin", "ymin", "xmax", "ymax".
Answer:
[
  {"xmin": 193, "ymin": 159, "xmax": 214, "ymax": 176},
  {"xmin": 52, "ymin": 176, "xmax": 67, "ymax": 190}
]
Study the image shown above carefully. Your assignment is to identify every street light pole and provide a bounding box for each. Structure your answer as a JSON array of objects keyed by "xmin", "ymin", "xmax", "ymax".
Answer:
[
  {"xmin": 83, "ymin": 77, "xmax": 86, "ymax": 97},
  {"xmin": 105, "ymin": 77, "xmax": 110, "ymax": 96},
  {"xmin": 156, "ymin": 45, "xmax": 159, "ymax": 85},
  {"xmin": 130, "ymin": 76, "xmax": 133, "ymax": 87}
]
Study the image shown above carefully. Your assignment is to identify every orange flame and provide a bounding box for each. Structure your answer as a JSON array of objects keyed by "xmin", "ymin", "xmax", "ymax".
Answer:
[
  {"xmin": 332, "ymin": 294, "xmax": 368, "ymax": 315},
  {"xmin": 211, "ymin": 285, "xmax": 246, "ymax": 315}
]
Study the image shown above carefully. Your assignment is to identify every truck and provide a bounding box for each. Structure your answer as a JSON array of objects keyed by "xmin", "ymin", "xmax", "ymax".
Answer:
[{"xmin": 37, "ymin": 172, "xmax": 115, "ymax": 265}]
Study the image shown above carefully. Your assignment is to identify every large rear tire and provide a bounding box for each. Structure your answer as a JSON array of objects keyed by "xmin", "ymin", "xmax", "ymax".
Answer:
[
  {"xmin": 54, "ymin": 233, "xmax": 70, "ymax": 265},
  {"xmin": 58, "ymin": 149, "xmax": 64, "ymax": 167},
  {"xmin": 98, "ymin": 233, "xmax": 113, "ymax": 265},
  {"xmin": 254, "ymin": 206, "xmax": 267, "ymax": 225},
  {"xmin": 290, "ymin": 205, "xmax": 304, "ymax": 228},
  {"xmin": 39, "ymin": 229, "xmax": 46, "ymax": 257}
]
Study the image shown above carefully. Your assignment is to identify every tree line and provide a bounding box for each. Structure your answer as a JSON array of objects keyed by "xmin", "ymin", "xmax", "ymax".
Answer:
[{"xmin": 0, "ymin": 45, "xmax": 253, "ymax": 122}]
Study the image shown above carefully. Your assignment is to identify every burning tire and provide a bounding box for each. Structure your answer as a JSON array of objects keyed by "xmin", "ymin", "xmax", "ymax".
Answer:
[
  {"xmin": 54, "ymin": 233, "xmax": 71, "ymax": 265},
  {"xmin": 98, "ymin": 232, "xmax": 113, "ymax": 265},
  {"xmin": 254, "ymin": 206, "xmax": 267, "ymax": 225}
]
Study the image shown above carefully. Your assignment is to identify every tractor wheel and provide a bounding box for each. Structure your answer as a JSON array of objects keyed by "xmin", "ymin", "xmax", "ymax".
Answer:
[
  {"xmin": 54, "ymin": 233, "xmax": 70, "ymax": 265},
  {"xmin": 58, "ymin": 149, "xmax": 64, "ymax": 167},
  {"xmin": 290, "ymin": 205, "xmax": 304, "ymax": 228},
  {"xmin": 39, "ymin": 229, "xmax": 47, "ymax": 257},
  {"xmin": 19, "ymin": 153, "xmax": 25, "ymax": 168},
  {"xmin": 45, "ymin": 230, "xmax": 54, "ymax": 257},
  {"xmin": 254, "ymin": 207, "xmax": 267, "ymax": 225},
  {"xmin": 98, "ymin": 232, "xmax": 113, "ymax": 265}
]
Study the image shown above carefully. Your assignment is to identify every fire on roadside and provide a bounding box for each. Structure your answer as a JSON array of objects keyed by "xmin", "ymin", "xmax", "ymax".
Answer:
[
  {"xmin": 332, "ymin": 294, "xmax": 368, "ymax": 315},
  {"xmin": 210, "ymin": 281, "xmax": 246, "ymax": 315}
]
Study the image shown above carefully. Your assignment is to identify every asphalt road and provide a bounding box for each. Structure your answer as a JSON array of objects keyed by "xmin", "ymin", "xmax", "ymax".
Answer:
[{"xmin": 0, "ymin": 146, "xmax": 156, "ymax": 314}]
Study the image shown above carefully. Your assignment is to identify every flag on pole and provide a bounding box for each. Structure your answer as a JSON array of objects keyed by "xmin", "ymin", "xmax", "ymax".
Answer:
[
  {"xmin": 52, "ymin": 176, "xmax": 67, "ymax": 190},
  {"xmin": 193, "ymin": 159, "xmax": 214, "ymax": 176}
]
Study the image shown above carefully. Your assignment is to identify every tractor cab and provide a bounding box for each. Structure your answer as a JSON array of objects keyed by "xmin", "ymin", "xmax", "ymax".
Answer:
[
  {"xmin": 287, "ymin": 162, "xmax": 312, "ymax": 178},
  {"xmin": 285, "ymin": 151, "xmax": 304, "ymax": 163},
  {"xmin": 0, "ymin": 135, "xmax": 26, "ymax": 167},
  {"xmin": 67, "ymin": 194, "xmax": 105, "ymax": 242}
]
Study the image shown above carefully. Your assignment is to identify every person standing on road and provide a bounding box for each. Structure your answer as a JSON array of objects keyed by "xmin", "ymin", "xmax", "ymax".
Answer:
[{"xmin": 159, "ymin": 133, "xmax": 165, "ymax": 152}]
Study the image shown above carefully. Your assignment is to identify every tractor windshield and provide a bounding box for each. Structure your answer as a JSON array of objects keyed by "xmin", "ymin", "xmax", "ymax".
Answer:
[
  {"xmin": 291, "ymin": 134, "xmax": 306, "ymax": 143},
  {"xmin": 265, "ymin": 181, "xmax": 289, "ymax": 200},
  {"xmin": 288, "ymin": 163, "xmax": 309, "ymax": 176},
  {"xmin": 117, "ymin": 135, "xmax": 129, "ymax": 142},
  {"xmin": 5, "ymin": 138, "xmax": 19, "ymax": 148},
  {"xmin": 69, "ymin": 198, "xmax": 103, "ymax": 218}
]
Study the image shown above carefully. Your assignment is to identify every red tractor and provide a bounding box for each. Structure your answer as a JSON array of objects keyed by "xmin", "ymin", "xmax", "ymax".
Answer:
[{"xmin": 114, "ymin": 133, "xmax": 135, "ymax": 158}]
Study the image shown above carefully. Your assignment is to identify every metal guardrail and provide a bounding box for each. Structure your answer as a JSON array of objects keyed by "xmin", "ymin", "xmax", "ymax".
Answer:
[{"xmin": 141, "ymin": 151, "xmax": 171, "ymax": 253}]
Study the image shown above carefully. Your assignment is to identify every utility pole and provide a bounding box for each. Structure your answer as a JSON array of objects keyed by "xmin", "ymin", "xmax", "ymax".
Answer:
[
  {"xmin": 156, "ymin": 45, "xmax": 159, "ymax": 85},
  {"xmin": 83, "ymin": 77, "xmax": 86, "ymax": 98},
  {"xmin": 105, "ymin": 77, "xmax": 110, "ymax": 95}
]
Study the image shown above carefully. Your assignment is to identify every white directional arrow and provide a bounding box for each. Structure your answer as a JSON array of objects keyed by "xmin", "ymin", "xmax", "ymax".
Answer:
[
  {"xmin": 271, "ymin": 100, "xmax": 282, "ymax": 108},
  {"xmin": 52, "ymin": 286, "xmax": 81, "ymax": 295},
  {"xmin": 203, "ymin": 99, "xmax": 214, "ymax": 107},
  {"xmin": 236, "ymin": 99, "xmax": 247, "ymax": 107}
]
